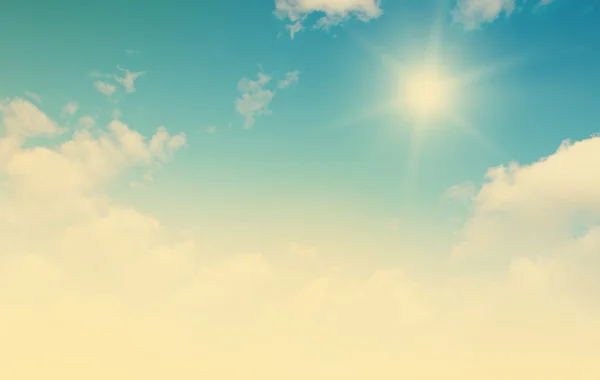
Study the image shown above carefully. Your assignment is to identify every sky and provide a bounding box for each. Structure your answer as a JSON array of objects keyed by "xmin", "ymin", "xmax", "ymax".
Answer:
[{"xmin": 1, "ymin": 0, "xmax": 600, "ymax": 378}]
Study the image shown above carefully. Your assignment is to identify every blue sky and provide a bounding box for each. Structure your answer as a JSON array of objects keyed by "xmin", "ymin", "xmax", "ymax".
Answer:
[
  {"xmin": 2, "ymin": 1, "xmax": 600, "ymax": 378},
  {"xmin": 1, "ymin": 0, "xmax": 599, "ymax": 265}
]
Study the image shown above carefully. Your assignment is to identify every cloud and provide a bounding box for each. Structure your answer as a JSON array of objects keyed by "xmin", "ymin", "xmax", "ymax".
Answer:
[
  {"xmin": 2, "ymin": 94, "xmax": 600, "ymax": 378},
  {"xmin": 61, "ymin": 101, "xmax": 79, "ymax": 118},
  {"xmin": 275, "ymin": 0, "xmax": 383, "ymax": 38},
  {"xmin": 93, "ymin": 81, "xmax": 117, "ymax": 96},
  {"xmin": 278, "ymin": 70, "xmax": 300, "ymax": 88},
  {"xmin": 125, "ymin": 49, "xmax": 141, "ymax": 55},
  {"xmin": 0, "ymin": 98, "xmax": 65, "ymax": 138},
  {"xmin": 111, "ymin": 108, "xmax": 123, "ymax": 120},
  {"xmin": 235, "ymin": 70, "xmax": 299, "ymax": 128},
  {"xmin": 452, "ymin": 134, "xmax": 600, "ymax": 261},
  {"xmin": 205, "ymin": 125, "xmax": 216, "ymax": 134},
  {"xmin": 235, "ymin": 72, "xmax": 275, "ymax": 128},
  {"xmin": 24, "ymin": 91, "xmax": 41, "ymax": 104},
  {"xmin": 453, "ymin": 0, "xmax": 554, "ymax": 29},
  {"xmin": 444, "ymin": 180, "xmax": 476, "ymax": 206},
  {"xmin": 113, "ymin": 65, "xmax": 146, "ymax": 93},
  {"xmin": 76, "ymin": 115, "xmax": 96, "ymax": 129},
  {"xmin": 286, "ymin": 21, "xmax": 304, "ymax": 39}
]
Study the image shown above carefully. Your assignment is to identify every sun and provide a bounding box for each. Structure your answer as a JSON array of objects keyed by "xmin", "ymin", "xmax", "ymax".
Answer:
[{"xmin": 401, "ymin": 66, "xmax": 453, "ymax": 123}]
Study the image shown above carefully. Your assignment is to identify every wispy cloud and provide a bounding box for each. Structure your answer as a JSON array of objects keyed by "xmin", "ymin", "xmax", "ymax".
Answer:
[
  {"xmin": 453, "ymin": 0, "xmax": 554, "ymax": 29},
  {"xmin": 61, "ymin": 102, "xmax": 79, "ymax": 118},
  {"xmin": 274, "ymin": 0, "xmax": 383, "ymax": 38},
  {"xmin": 278, "ymin": 70, "xmax": 300, "ymax": 88},
  {"xmin": 444, "ymin": 180, "xmax": 476, "ymax": 206},
  {"xmin": 205, "ymin": 125, "xmax": 216, "ymax": 134},
  {"xmin": 235, "ymin": 72, "xmax": 275, "ymax": 128},
  {"xmin": 111, "ymin": 108, "xmax": 123, "ymax": 120},
  {"xmin": 93, "ymin": 81, "xmax": 117, "ymax": 96},
  {"xmin": 113, "ymin": 65, "xmax": 146, "ymax": 93},
  {"xmin": 24, "ymin": 91, "xmax": 41, "ymax": 104},
  {"xmin": 76, "ymin": 115, "xmax": 95, "ymax": 129},
  {"xmin": 235, "ymin": 70, "xmax": 299, "ymax": 128}
]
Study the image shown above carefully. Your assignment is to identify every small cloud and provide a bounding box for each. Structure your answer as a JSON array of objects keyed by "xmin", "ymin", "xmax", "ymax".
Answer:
[
  {"xmin": 125, "ymin": 49, "xmax": 141, "ymax": 55},
  {"xmin": 444, "ymin": 181, "xmax": 477, "ymax": 206},
  {"xmin": 143, "ymin": 170, "xmax": 153, "ymax": 182},
  {"xmin": 93, "ymin": 81, "xmax": 117, "ymax": 96},
  {"xmin": 76, "ymin": 115, "xmax": 96, "ymax": 129},
  {"xmin": 24, "ymin": 91, "xmax": 41, "ymax": 104},
  {"xmin": 278, "ymin": 70, "xmax": 300, "ymax": 89},
  {"xmin": 287, "ymin": 21, "xmax": 303, "ymax": 39},
  {"xmin": 274, "ymin": 0, "xmax": 383, "ymax": 38},
  {"xmin": 61, "ymin": 102, "xmax": 79, "ymax": 118},
  {"xmin": 235, "ymin": 72, "xmax": 275, "ymax": 129},
  {"xmin": 112, "ymin": 109, "xmax": 123, "ymax": 120},
  {"xmin": 114, "ymin": 65, "xmax": 146, "ymax": 93},
  {"xmin": 453, "ymin": 0, "xmax": 553, "ymax": 29},
  {"xmin": 234, "ymin": 70, "xmax": 298, "ymax": 128},
  {"xmin": 205, "ymin": 125, "xmax": 216, "ymax": 134}
]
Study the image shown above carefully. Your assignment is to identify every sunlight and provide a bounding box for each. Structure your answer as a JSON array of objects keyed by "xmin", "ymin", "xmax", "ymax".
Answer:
[{"xmin": 402, "ymin": 66, "xmax": 452, "ymax": 123}]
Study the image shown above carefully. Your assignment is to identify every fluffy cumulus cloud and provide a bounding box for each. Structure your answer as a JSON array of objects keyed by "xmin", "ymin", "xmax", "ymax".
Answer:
[
  {"xmin": 235, "ymin": 70, "xmax": 299, "ymax": 128},
  {"xmin": 275, "ymin": 0, "xmax": 383, "ymax": 38},
  {"xmin": 2, "ymin": 94, "xmax": 600, "ymax": 378},
  {"xmin": 453, "ymin": 0, "xmax": 555, "ymax": 29}
]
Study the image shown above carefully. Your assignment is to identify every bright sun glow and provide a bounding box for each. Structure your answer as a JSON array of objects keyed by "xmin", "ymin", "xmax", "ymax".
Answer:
[{"xmin": 402, "ymin": 67, "xmax": 452, "ymax": 122}]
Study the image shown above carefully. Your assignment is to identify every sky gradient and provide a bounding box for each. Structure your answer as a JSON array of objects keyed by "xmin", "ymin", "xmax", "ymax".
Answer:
[{"xmin": 1, "ymin": 0, "xmax": 600, "ymax": 379}]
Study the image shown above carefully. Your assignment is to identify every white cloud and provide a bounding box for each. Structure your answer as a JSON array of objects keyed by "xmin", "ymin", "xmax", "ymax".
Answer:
[
  {"xmin": 278, "ymin": 70, "xmax": 300, "ymax": 88},
  {"xmin": 61, "ymin": 101, "xmax": 79, "ymax": 118},
  {"xmin": 452, "ymin": 133, "xmax": 600, "ymax": 261},
  {"xmin": 93, "ymin": 81, "xmax": 117, "ymax": 96},
  {"xmin": 235, "ymin": 70, "xmax": 299, "ymax": 128},
  {"xmin": 2, "ymin": 93, "xmax": 600, "ymax": 378},
  {"xmin": 113, "ymin": 65, "xmax": 146, "ymax": 93},
  {"xmin": 235, "ymin": 72, "xmax": 275, "ymax": 128},
  {"xmin": 453, "ymin": 0, "xmax": 553, "ymax": 29},
  {"xmin": 275, "ymin": 0, "xmax": 383, "ymax": 38},
  {"xmin": 287, "ymin": 21, "xmax": 304, "ymax": 39},
  {"xmin": 0, "ymin": 98, "xmax": 65, "ymax": 138}
]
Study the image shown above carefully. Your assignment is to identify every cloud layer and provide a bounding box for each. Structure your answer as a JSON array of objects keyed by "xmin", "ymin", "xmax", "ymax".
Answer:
[{"xmin": 1, "ymin": 94, "xmax": 600, "ymax": 378}]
